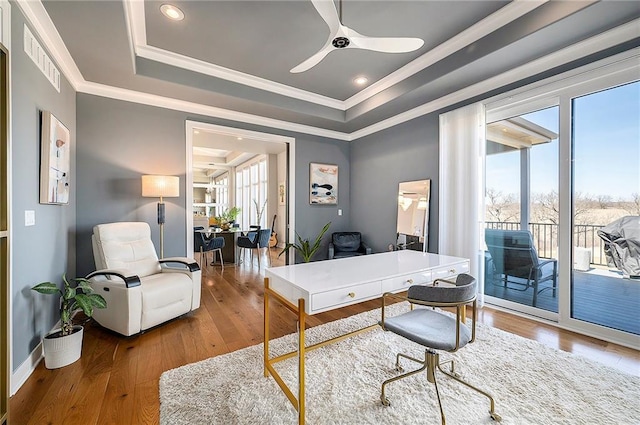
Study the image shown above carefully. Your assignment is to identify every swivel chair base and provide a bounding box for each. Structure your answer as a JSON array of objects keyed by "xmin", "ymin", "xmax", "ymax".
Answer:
[{"xmin": 381, "ymin": 348, "xmax": 502, "ymax": 425}]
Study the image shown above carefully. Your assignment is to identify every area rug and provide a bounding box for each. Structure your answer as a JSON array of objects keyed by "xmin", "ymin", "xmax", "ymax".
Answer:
[{"xmin": 160, "ymin": 304, "xmax": 640, "ymax": 424}]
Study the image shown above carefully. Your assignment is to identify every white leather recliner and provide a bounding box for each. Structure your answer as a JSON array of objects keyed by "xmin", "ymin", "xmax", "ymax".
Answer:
[{"xmin": 87, "ymin": 222, "xmax": 201, "ymax": 336}]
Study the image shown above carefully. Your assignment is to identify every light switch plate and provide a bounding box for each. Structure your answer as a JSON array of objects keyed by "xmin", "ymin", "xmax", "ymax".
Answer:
[
  {"xmin": 25, "ymin": 210, "xmax": 35, "ymax": 226},
  {"xmin": 338, "ymin": 209, "xmax": 343, "ymax": 216}
]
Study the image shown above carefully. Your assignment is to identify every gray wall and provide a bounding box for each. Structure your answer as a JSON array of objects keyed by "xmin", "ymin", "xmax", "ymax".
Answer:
[
  {"xmin": 350, "ymin": 113, "xmax": 440, "ymax": 254},
  {"xmin": 11, "ymin": 7, "xmax": 77, "ymax": 370},
  {"xmin": 75, "ymin": 94, "xmax": 350, "ymax": 274}
]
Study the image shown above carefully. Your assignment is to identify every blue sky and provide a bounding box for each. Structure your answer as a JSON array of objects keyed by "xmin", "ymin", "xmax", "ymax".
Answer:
[{"xmin": 487, "ymin": 81, "xmax": 639, "ymax": 201}]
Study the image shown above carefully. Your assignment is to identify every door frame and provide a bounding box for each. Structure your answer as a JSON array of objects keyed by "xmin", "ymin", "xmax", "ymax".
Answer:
[{"xmin": 184, "ymin": 120, "xmax": 295, "ymax": 263}]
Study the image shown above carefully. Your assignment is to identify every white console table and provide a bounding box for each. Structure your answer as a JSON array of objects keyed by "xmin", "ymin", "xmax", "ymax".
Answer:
[{"xmin": 263, "ymin": 250, "xmax": 469, "ymax": 424}]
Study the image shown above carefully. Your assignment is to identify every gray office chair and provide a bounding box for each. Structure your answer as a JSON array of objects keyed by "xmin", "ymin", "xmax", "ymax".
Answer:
[{"xmin": 379, "ymin": 274, "xmax": 501, "ymax": 424}]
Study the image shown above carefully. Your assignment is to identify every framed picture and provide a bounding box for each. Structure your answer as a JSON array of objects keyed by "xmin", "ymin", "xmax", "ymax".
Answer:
[
  {"xmin": 278, "ymin": 181, "xmax": 286, "ymax": 205},
  {"xmin": 309, "ymin": 162, "xmax": 338, "ymax": 204},
  {"xmin": 40, "ymin": 111, "xmax": 70, "ymax": 204}
]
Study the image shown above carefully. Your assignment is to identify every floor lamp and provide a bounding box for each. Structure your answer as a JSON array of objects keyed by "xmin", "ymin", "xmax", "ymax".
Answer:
[{"xmin": 142, "ymin": 175, "xmax": 179, "ymax": 258}]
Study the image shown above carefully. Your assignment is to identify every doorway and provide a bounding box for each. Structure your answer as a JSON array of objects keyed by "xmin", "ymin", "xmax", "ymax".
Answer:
[{"xmin": 185, "ymin": 121, "xmax": 295, "ymax": 264}]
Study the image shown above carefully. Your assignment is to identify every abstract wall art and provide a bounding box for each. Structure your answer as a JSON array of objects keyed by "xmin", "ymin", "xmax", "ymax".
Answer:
[
  {"xmin": 40, "ymin": 111, "xmax": 70, "ymax": 205},
  {"xmin": 309, "ymin": 162, "xmax": 338, "ymax": 204}
]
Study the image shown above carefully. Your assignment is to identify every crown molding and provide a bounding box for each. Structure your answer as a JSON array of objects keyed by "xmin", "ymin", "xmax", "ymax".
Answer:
[
  {"xmin": 77, "ymin": 80, "xmax": 351, "ymax": 141},
  {"xmin": 125, "ymin": 0, "xmax": 544, "ymax": 113},
  {"xmin": 17, "ymin": 0, "xmax": 639, "ymax": 144},
  {"xmin": 343, "ymin": 0, "xmax": 548, "ymax": 109},
  {"xmin": 135, "ymin": 44, "xmax": 345, "ymax": 111},
  {"xmin": 350, "ymin": 19, "xmax": 640, "ymax": 140},
  {"xmin": 16, "ymin": 0, "xmax": 84, "ymax": 90},
  {"xmin": 127, "ymin": 0, "xmax": 344, "ymax": 111}
]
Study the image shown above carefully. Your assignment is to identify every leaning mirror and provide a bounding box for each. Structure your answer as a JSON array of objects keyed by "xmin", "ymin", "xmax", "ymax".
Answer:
[{"xmin": 396, "ymin": 179, "xmax": 431, "ymax": 252}]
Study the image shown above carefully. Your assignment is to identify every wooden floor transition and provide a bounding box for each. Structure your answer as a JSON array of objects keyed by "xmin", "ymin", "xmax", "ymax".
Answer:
[{"xmin": 10, "ymin": 248, "xmax": 640, "ymax": 424}]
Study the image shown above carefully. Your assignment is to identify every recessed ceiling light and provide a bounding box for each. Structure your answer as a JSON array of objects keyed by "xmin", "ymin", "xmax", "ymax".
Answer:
[
  {"xmin": 354, "ymin": 76, "xmax": 368, "ymax": 86},
  {"xmin": 237, "ymin": 137, "xmax": 243, "ymax": 140},
  {"xmin": 160, "ymin": 4, "xmax": 184, "ymax": 21},
  {"xmin": 194, "ymin": 130, "xmax": 200, "ymax": 134}
]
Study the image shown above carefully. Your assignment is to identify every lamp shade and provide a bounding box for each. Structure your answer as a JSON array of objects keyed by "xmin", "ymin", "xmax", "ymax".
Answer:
[{"xmin": 141, "ymin": 175, "xmax": 179, "ymax": 198}]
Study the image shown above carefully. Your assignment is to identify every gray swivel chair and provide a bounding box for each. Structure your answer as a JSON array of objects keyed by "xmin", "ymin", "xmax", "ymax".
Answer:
[{"xmin": 379, "ymin": 274, "xmax": 501, "ymax": 424}]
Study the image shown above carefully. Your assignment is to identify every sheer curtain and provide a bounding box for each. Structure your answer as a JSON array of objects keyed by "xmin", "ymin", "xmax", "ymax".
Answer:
[{"xmin": 439, "ymin": 103, "xmax": 486, "ymax": 304}]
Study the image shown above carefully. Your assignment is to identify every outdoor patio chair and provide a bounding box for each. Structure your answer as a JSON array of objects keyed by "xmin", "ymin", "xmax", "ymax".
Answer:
[{"xmin": 485, "ymin": 228, "xmax": 557, "ymax": 307}]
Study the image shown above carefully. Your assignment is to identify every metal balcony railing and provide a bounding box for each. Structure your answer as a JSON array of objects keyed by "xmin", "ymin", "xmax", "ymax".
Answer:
[{"xmin": 485, "ymin": 221, "xmax": 608, "ymax": 266}]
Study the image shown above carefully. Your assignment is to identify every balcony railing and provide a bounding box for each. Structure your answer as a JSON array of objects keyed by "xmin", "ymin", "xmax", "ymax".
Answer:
[{"xmin": 485, "ymin": 221, "xmax": 608, "ymax": 266}]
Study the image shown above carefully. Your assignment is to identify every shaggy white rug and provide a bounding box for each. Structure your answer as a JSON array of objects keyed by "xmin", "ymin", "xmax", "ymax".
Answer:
[{"xmin": 160, "ymin": 304, "xmax": 640, "ymax": 424}]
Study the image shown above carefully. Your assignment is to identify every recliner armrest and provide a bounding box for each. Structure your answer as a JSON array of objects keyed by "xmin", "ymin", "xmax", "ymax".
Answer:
[
  {"xmin": 159, "ymin": 257, "xmax": 200, "ymax": 272},
  {"xmin": 86, "ymin": 269, "xmax": 141, "ymax": 288}
]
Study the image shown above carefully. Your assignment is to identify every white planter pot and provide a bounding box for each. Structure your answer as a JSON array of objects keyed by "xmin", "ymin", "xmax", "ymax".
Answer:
[{"xmin": 43, "ymin": 325, "xmax": 84, "ymax": 369}]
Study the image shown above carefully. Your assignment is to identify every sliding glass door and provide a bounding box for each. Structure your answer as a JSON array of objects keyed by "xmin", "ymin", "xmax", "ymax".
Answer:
[
  {"xmin": 570, "ymin": 81, "xmax": 639, "ymax": 335},
  {"xmin": 484, "ymin": 53, "xmax": 639, "ymax": 346},
  {"xmin": 485, "ymin": 106, "xmax": 560, "ymax": 317}
]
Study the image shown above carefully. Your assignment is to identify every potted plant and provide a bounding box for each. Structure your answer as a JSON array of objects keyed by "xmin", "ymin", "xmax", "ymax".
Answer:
[
  {"xmin": 31, "ymin": 274, "xmax": 107, "ymax": 369},
  {"xmin": 279, "ymin": 222, "xmax": 331, "ymax": 262},
  {"xmin": 216, "ymin": 207, "xmax": 241, "ymax": 230}
]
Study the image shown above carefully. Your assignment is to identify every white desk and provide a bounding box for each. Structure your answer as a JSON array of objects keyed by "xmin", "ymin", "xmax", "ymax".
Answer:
[{"xmin": 263, "ymin": 250, "xmax": 469, "ymax": 424}]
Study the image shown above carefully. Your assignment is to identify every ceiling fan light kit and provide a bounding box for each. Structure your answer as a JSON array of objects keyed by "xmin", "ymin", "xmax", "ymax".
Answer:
[{"xmin": 291, "ymin": 0, "xmax": 424, "ymax": 73}]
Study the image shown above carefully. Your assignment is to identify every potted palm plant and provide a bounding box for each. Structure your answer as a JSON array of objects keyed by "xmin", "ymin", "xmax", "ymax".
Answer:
[
  {"xmin": 279, "ymin": 222, "xmax": 331, "ymax": 262},
  {"xmin": 32, "ymin": 274, "xmax": 107, "ymax": 369}
]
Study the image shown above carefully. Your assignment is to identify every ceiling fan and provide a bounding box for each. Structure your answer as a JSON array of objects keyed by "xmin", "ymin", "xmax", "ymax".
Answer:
[{"xmin": 291, "ymin": 0, "xmax": 425, "ymax": 73}]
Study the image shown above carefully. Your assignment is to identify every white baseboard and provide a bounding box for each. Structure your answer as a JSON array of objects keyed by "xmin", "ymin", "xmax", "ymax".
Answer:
[
  {"xmin": 11, "ymin": 342, "xmax": 43, "ymax": 396},
  {"xmin": 11, "ymin": 319, "xmax": 62, "ymax": 395}
]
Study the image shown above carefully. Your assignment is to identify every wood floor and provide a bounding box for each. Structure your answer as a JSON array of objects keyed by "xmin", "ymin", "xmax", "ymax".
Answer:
[{"xmin": 10, "ymin": 249, "xmax": 640, "ymax": 424}]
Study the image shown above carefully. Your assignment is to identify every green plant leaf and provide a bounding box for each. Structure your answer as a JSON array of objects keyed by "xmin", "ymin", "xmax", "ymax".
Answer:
[
  {"xmin": 75, "ymin": 294, "xmax": 94, "ymax": 317},
  {"xmin": 31, "ymin": 282, "xmax": 61, "ymax": 295},
  {"xmin": 87, "ymin": 293, "xmax": 107, "ymax": 309}
]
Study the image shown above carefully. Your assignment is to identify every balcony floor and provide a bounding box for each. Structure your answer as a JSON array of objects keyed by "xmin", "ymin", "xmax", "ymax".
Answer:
[{"xmin": 484, "ymin": 267, "xmax": 640, "ymax": 335}]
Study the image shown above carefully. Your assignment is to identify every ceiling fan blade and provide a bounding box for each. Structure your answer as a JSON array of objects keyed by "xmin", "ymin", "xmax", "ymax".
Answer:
[
  {"xmin": 310, "ymin": 0, "xmax": 341, "ymax": 35},
  {"xmin": 349, "ymin": 36, "xmax": 424, "ymax": 53},
  {"xmin": 290, "ymin": 44, "xmax": 334, "ymax": 73}
]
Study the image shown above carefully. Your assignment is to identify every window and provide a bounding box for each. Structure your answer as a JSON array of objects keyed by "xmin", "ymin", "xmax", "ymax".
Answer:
[{"xmin": 235, "ymin": 155, "xmax": 268, "ymax": 229}]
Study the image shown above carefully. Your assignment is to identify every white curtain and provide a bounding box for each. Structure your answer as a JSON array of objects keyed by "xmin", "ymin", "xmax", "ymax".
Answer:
[{"xmin": 439, "ymin": 103, "xmax": 486, "ymax": 305}]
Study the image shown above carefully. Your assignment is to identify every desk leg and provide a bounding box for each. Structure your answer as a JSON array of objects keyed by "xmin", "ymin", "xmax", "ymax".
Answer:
[
  {"xmin": 264, "ymin": 278, "xmax": 270, "ymax": 378},
  {"xmin": 298, "ymin": 298, "xmax": 306, "ymax": 425}
]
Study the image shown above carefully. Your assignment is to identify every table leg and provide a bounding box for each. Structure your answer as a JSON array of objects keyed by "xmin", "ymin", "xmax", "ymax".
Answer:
[
  {"xmin": 264, "ymin": 278, "xmax": 270, "ymax": 378},
  {"xmin": 298, "ymin": 298, "xmax": 306, "ymax": 425}
]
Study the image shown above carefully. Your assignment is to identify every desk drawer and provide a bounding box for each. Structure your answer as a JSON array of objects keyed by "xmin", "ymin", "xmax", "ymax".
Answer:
[
  {"xmin": 312, "ymin": 281, "xmax": 381, "ymax": 312},
  {"xmin": 432, "ymin": 262, "xmax": 469, "ymax": 282},
  {"xmin": 381, "ymin": 271, "xmax": 432, "ymax": 293}
]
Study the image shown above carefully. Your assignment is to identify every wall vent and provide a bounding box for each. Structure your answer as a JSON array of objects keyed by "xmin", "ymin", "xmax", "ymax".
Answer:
[{"xmin": 23, "ymin": 24, "xmax": 60, "ymax": 92}]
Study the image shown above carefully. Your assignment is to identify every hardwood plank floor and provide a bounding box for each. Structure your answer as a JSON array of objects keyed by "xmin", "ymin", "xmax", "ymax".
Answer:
[{"xmin": 10, "ymin": 249, "xmax": 640, "ymax": 424}]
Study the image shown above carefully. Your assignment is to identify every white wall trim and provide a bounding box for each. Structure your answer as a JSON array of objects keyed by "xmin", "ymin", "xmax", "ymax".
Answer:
[
  {"xmin": 10, "ymin": 342, "xmax": 43, "ymax": 395},
  {"xmin": 351, "ymin": 20, "xmax": 640, "ymax": 140},
  {"xmin": 17, "ymin": 0, "xmax": 639, "ymax": 143},
  {"xmin": 126, "ymin": 0, "xmax": 545, "ymax": 112},
  {"xmin": 136, "ymin": 45, "xmax": 345, "ymax": 111},
  {"xmin": 343, "ymin": 0, "xmax": 548, "ymax": 109},
  {"xmin": 79, "ymin": 80, "xmax": 350, "ymax": 141}
]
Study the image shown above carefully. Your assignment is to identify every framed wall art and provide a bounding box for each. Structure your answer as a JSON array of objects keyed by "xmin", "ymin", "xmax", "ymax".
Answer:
[
  {"xmin": 309, "ymin": 162, "xmax": 338, "ymax": 205},
  {"xmin": 40, "ymin": 111, "xmax": 70, "ymax": 204}
]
